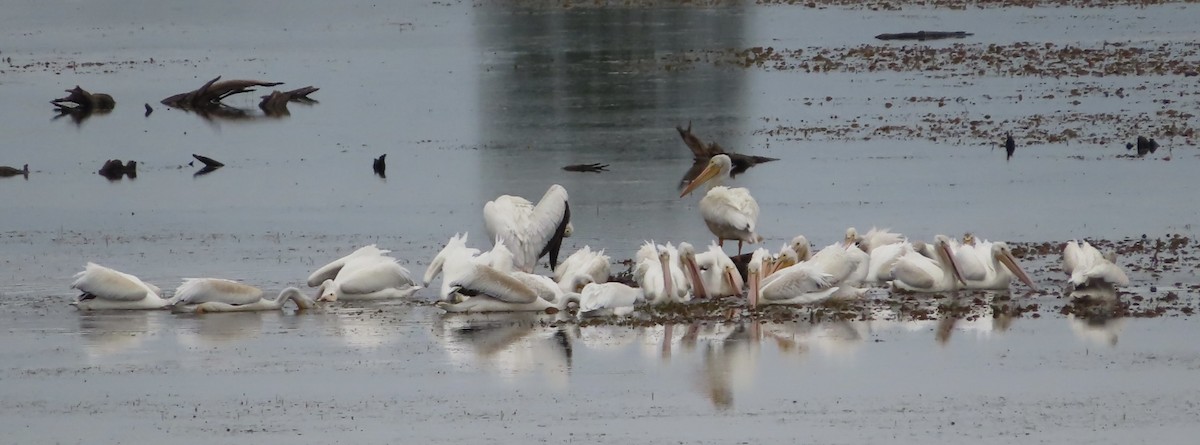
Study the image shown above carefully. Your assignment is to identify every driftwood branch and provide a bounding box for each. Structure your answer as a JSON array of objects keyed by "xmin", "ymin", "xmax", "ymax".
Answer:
[{"xmin": 875, "ymin": 31, "xmax": 973, "ymax": 41}]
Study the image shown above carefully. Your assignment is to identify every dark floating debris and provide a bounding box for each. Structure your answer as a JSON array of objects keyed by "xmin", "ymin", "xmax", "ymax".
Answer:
[
  {"xmin": 144, "ymin": 103, "xmax": 153, "ymax": 117},
  {"xmin": 191, "ymin": 154, "xmax": 224, "ymax": 177},
  {"xmin": 98, "ymin": 159, "xmax": 137, "ymax": 181},
  {"xmin": 373, "ymin": 154, "xmax": 387, "ymax": 178},
  {"xmin": 259, "ymin": 86, "xmax": 320, "ymax": 117},
  {"xmin": 676, "ymin": 122, "xmax": 778, "ymax": 189},
  {"xmin": 0, "ymin": 164, "xmax": 30, "ymax": 178},
  {"xmin": 51, "ymin": 86, "xmax": 115, "ymax": 124},
  {"xmin": 162, "ymin": 76, "xmax": 283, "ymax": 110},
  {"xmin": 1005, "ymin": 132, "xmax": 1016, "ymax": 161},
  {"xmin": 875, "ymin": 31, "xmax": 974, "ymax": 41},
  {"xmin": 562, "ymin": 163, "xmax": 609, "ymax": 173}
]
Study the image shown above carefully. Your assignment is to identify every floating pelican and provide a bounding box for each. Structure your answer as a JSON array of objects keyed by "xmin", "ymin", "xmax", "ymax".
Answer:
[
  {"xmin": 435, "ymin": 247, "xmax": 581, "ymax": 313},
  {"xmin": 554, "ymin": 245, "xmax": 611, "ymax": 292},
  {"xmin": 181, "ymin": 287, "xmax": 314, "ymax": 314},
  {"xmin": 748, "ymin": 249, "xmax": 837, "ymax": 307},
  {"xmin": 577, "ymin": 280, "xmax": 644, "ymax": 318},
  {"xmin": 635, "ymin": 242, "xmax": 691, "ymax": 305},
  {"xmin": 889, "ymin": 235, "xmax": 967, "ymax": 293},
  {"xmin": 307, "ymin": 244, "xmax": 392, "ymax": 287},
  {"xmin": 69, "ymin": 263, "xmax": 170, "ymax": 310},
  {"xmin": 954, "ymin": 238, "xmax": 1037, "ymax": 291},
  {"xmin": 315, "ymin": 256, "xmax": 421, "ymax": 302},
  {"xmin": 424, "ymin": 233, "xmax": 482, "ymax": 300},
  {"xmin": 680, "ymin": 154, "xmax": 762, "ymax": 255},
  {"xmin": 171, "ymin": 278, "xmax": 316, "ymax": 313},
  {"xmin": 1062, "ymin": 240, "xmax": 1129, "ymax": 288},
  {"xmin": 483, "ymin": 184, "xmax": 571, "ymax": 273}
]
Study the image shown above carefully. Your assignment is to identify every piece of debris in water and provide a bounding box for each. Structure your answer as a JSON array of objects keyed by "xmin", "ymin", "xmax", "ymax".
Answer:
[
  {"xmin": 875, "ymin": 31, "xmax": 974, "ymax": 41},
  {"xmin": 562, "ymin": 163, "xmax": 609, "ymax": 173}
]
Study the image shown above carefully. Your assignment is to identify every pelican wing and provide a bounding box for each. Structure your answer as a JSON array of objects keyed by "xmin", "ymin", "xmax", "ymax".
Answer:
[
  {"xmin": 175, "ymin": 278, "xmax": 263, "ymax": 305},
  {"xmin": 71, "ymin": 263, "xmax": 154, "ymax": 301},
  {"xmin": 1061, "ymin": 240, "xmax": 1083, "ymax": 277},
  {"xmin": 454, "ymin": 265, "xmax": 539, "ymax": 304},
  {"xmin": 954, "ymin": 242, "xmax": 989, "ymax": 282},
  {"xmin": 484, "ymin": 185, "xmax": 571, "ymax": 272},
  {"xmin": 338, "ymin": 260, "xmax": 416, "ymax": 295},
  {"xmin": 861, "ymin": 227, "xmax": 904, "ymax": 252},
  {"xmin": 307, "ymin": 244, "xmax": 391, "ymax": 287},
  {"xmin": 579, "ymin": 282, "xmax": 641, "ymax": 313},
  {"xmin": 890, "ymin": 253, "xmax": 937, "ymax": 289},
  {"xmin": 760, "ymin": 265, "xmax": 833, "ymax": 300}
]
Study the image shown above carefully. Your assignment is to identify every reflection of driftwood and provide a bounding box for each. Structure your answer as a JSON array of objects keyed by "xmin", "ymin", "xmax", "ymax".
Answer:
[
  {"xmin": 373, "ymin": 154, "xmax": 387, "ymax": 178},
  {"xmin": 676, "ymin": 122, "xmax": 778, "ymax": 188},
  {"xmin": 259, "ymin": 86, "xmax": 320, "ymax": 117},
  {"xmin": 875, "ymin": 31, "xmax": 973, "ymax": 41},
  {"xmin": 98, "ymin": 160, "xmax": 137, "ymax": 180},
  {"xmin": 161, "ymin": 76, "xmax": 283, "ymax": 110},
  {"xmin": 562, "ymin": 163, "xmax": 609, "ymax": 173}
]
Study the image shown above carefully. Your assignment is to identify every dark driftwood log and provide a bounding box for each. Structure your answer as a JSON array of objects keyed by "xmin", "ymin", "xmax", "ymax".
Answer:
[
  {"xmin": 562, "ymin": 163, "xmax": 609, "ymax": 173},
  {"xmin": 675, "ymin": 122, "xmax": 779, "ymax": 189},
  {"xmin": 52, "ymin": 86, "xmax": 116, "ymax": 112},
  {"xmin": 191, "ymin": 154, "xmax": 225, "ymax": 168},
  {"xmin": 161, "ymin": 76, "xmax": 284, "ymax": 109},
  {"xmin": 875, "ymin": 31, "xmax": 973, "ymax": 41},
  {"xmin": 373, "ymin": 154, "xmax": 387, "ymax": 178},
  {"xmin": 259, "ymin": 86, "xmax": 320, "ymax": 116},
  {"xmin": 98, "ymin": 160, "xmax": 137, "ymax": 180}
]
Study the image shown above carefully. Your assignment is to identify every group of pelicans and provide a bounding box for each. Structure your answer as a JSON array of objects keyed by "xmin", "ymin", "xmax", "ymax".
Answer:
[{"xmin": 68, "ymin": 153, "xmax": 1132, "ymax": 317}]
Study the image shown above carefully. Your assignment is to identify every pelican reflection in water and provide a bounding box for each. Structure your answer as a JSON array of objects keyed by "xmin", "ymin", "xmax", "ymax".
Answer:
[
  {"xmin": 435, "ymin": 313, "xmax": 573, "ymax": 389},
  {"xmin": 1066, "ymin": 284, "xmax": 1124, "ymax": 347}
]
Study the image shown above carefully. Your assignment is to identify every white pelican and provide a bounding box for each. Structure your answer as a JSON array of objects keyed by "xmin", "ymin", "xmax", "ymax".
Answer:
[
  {"xmin": 748, "ymin": 249, "xmax": 835, "ymax": 307},
  {"xmin": 635, "ymin": 241, "xmax": 691, "ymax": 305},
  {"xmin": 577, "ymin": 280, "xmax": 644, "ymax": 318},
  {"xmin": 184, "ymin": 288, "xmax": 314, "ymax": 314},
  {"xmin": 754, "ymin": 244, "xmax": 869, "ymax": 306},
  {"xmin": 306, "ymin": 244, "xmax": 392, "ymax": 287},
  {"xmin": 483, "ymin": 184, "xmax": 571, "ymax": 273},
  {"xmin": 889, "ymin": 235, "xmax": 967, "ymax": 293},
  {"xmin": 1062, "ymin": 240, "xmax": 1130, "ymax": 289},
  {"xmin": 314, "ymin": 256, "xmax": 421, "ymax": 302},
  {"xmin": 679, "ymin": 154, "xmax": 762, "ymax": 255},
  {"xmin": 684, "ymin": 242, "xmax": 744, "ymax": 299},
  {"xmin": 171, "ymin": 279, "xmax": 316, "ymax": 313},
  {"xmin": 424, "ymin": 233, "xmax": 484, "ymax": 301},
  {"xmin": 554, "ymin": 245, "xmax": 611, "ymax": 292},
  {"xmin": 954, "ymin": 238, "xmax": 1038, "ymax": 291},
  {"xmin": 846, "ymin": 227, "xmax": 904, "ymax": 252},
  {"xmin": 70, "ymin": 263, "xmax": 171, "ymax": 310},
  {"xmin": 435, "ymin": 247, "xmax": 581, "ymax": 313}
]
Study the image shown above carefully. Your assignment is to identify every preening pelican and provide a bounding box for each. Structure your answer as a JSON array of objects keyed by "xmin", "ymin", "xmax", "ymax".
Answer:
[
  {"xmin": 954, "ymin": 238, "xmax": 1037, "ymax": 291},
  {"xmin": 307, "ymin": 244, "xmax": 392, "ymax": 287},
  {"xmin": 890, "ymin": 235, "xmax": 967, "ymax": 293},
  {"xmin": 315, "ymin": 256, "xmax": 420, "ymax": 302},
  {"xmin": 171, "ymin": 279, "xmax": 316, "ymax": 313},
  {"xmin": 554, "ymin": 245, "xmax": 611, "ymax": 292},
  {"xmin": 188, "ymin": 288, "xmax": 314, "ymax": 313},
  {"xmin": 435, "ymin": 246, "xmax": 581, "ymax": 313},
  {"xmin": 1062, "ymin": 240, "xmax": 1129, "ymax": 288},
  {"xmin": 680, "ymin": 155, "xmax": 762, "ymax": 255},
  {"xmin": 686, "ymin": 242, "xmax": 744, "ymax": 299},
  {"xmin": 635, "ymin": 242, "xmax": 691, "ymax": 305},
  {"xmin": 70, "ymin": 263, "xmax": 171, "ymax": 310},
  {"xmin": 578, "ymin": 281, "xmax": 644, "ymax": 318},
  {"xmin": 483, "ymin": 184, "xmax": 571, "ymax": 273}
]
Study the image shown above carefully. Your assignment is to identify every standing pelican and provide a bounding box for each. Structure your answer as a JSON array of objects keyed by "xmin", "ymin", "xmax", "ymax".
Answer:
[
  {"xmin": 483, "ymin": 184, "xmax": 571, "ymax": 273},
  {"xmin": 890, "ymin": 235, "xmax": 967, "ymax": 293},
  {"xmin": 1062, "ymin": 240, "xmax": 1129, "ymax": 288},
  {"xmin": 679, "ymin": 154, "xmax": 762, "ymax": 255},
  {"xmin": 69, "ymin": 263, "xmax": 170, "ymax": 310}
]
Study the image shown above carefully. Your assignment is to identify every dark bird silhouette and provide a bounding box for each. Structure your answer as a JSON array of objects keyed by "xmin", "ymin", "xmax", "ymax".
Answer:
[
  {"xmin": 675, "ymin": 122, "xmax": 777, "ymax": 189},
  {"xmin": 373, "ymin": 154, "xmax": 387, "ymax": 178},
  {"xmin": 0, "ymin": 164, "xmax": 29, "ymax": 178},
  {"xmin": 1005, "ymin": 132, "xmax": 1016, "ymax": 161},
  {"xmin": 1134, "ymin": 136, "xmax": 1159, "ymax": 157},
  {"xmin": 98, "ymin": 160, "xmax": 137, "ymax": 180}
]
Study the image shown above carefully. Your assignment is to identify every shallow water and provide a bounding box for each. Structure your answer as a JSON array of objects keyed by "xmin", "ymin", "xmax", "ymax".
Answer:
[{"xmin": 1, "ymin": 1, "xmax": 1199, "ymax": 443}]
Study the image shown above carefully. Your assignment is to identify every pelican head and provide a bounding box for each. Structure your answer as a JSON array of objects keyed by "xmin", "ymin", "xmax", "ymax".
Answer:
[
  {"xmin": 563, "ymin": 222, "xmax": 574, "ymax": 238},
  {"xmin": 568, "ymin": 273, "xmax": 594, "ymax": 293},
  {"xmin": 790, "ymin": 235, "xmax": 811, "ymax": 260},
  {"xmin": 843, "ymin": 227, "xmax": 859, "ymax": 248},
  {"xmin": 962, "ymin": 233, "xmax": 976, "ymax": 246},
  {"xmin": 679, "ymin": 154, "xmax": 732, "ymax": 198},
  {"xmin": 992, "ymin": 242, "xmax": 1037, "ymax": 290},
  {"xmin": 746, "ymin": 248, "xmax": 769, "ymax": 309},
  {"xmin": 933, "ymin": 235, "xmax": 967, "ymax": 286},
  {"xmin": 678, "ymin": 242, "xmax": 708, "ymax": 299},
  {"xmin": 315, "ymin": 279, "xmax": 337, "ymax": 302}
]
